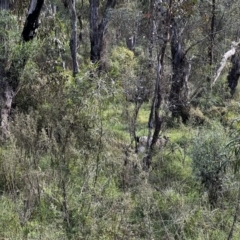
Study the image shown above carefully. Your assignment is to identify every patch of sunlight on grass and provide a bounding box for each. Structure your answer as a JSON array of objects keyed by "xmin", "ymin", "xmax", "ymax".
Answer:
[
  {"xmin": 136, "ymin": 103, "xmax": 150, "ymax": 136},
  {"xmin": 102, "ymin": 102, "xmax": 130, "ymax": 140},
  {"xmin": 166, "ymin": 124, "xmax": 195, "ymax": 142},
  {"xmin": 138, "ymin": 103, "xmax": 149, "ymax": 125},
  {"xmin": 102, "ymin": 103, "xmax": 122, "ymax": 119},
  {"xmin": 105, "ymin": 120, "xmax": 130, "ymax": 141},
  {"xmin": 167, "ymin": 129, "xmax": 189, "ymax": 142}
]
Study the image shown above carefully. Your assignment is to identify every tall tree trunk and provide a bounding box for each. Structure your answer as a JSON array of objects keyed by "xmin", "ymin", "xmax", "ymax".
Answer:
[
  {"xmin": 143, "ymin": 0, "xmax": 172, "ymax": 170},
  {"xmin": 228, "ymin": 52, "xmax": 240, "ymax": 95},
  {"xmin": 143, "ymin": 51, "xmax": 164, "ymax": 171},
  {"xmin": 70, "ymin": 0, "xmax": 79, "ymax": 77},
  {"xmin": 89, "ymin": 0, "xmax": 116, "ymax": 65},
  {"xmin": 208, "ymin": 0, "xmax": 216, "ymax": 67},
  {"xmin": 22, "ymin": 0, "xmax": 44, "ymax": 41},
  {"xmin": 0, "ymin": 0, "xmax": 44, "ymax": 139},
  {"xmin": 0, "ymin": 0, "xmax": 9, "ymax": 10},
  {"xmin": 148, "ymin": 0, "xmax": 154, "ymax": 68},
  {"xmin": 169, "ymin": 20, "xmax": 190, "ymax": 123}
]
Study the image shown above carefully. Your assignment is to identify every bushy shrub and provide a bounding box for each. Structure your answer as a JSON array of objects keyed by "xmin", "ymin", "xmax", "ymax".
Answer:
[{"xmin": 191, "ymin": 123, "xmax": 230, "ymax": 207}]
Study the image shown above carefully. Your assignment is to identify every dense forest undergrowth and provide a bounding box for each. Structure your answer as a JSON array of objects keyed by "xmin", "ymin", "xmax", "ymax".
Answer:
[{"xmin": 2, "ymin": 0, "xmax": 240, "ymax": 239}]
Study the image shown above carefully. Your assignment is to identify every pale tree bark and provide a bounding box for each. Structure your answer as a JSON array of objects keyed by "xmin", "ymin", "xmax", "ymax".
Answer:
[
  {"xmin": 70, "ymin": 0, "xmax": 79, "ymax": 76},
  {"xmin": 89, "ymin": 0, "xmax": 116, "ymax": 65},
  {"xmin": 0, "ymin": 0, "xmax": 44, "ymax": 139},
  {"xmin": 212, "ymin": 41, "xmax": 240, "ymax": 87}
]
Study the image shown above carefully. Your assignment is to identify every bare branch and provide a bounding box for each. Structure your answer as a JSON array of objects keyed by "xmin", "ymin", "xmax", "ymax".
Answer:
[{"xmin": 212, "ymin": 41, "xmax": 240, "ymax": 87}]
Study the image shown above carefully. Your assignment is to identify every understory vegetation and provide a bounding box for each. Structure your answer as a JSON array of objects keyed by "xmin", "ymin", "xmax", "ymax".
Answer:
[{"xmin": 1, "ymin": 0, "xmax": 240, "ymax": 239}]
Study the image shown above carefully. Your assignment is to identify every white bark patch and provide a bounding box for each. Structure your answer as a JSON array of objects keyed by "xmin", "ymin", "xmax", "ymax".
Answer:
[
  {"xmin": 212, "ymin": 41, "xmax": 240, "ymax": 87},
  {"xmin": 28, "ymin": 0, "xmax": 38, "ymax": 14}
]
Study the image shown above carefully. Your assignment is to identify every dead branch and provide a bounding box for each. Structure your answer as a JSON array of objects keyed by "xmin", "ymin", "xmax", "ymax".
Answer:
[{"xmin": 212, "ymin": 41, "xmax": 240, "ymax": 87}]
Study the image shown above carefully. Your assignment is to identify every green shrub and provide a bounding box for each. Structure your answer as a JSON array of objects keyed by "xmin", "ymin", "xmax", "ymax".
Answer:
[
  {"xmin": 191, "ymin": 123, "xmax": 230, "ymax": 207},
  {"xmin": 0, "ymin": 196, "xmax": 22, "ymax": 239}
]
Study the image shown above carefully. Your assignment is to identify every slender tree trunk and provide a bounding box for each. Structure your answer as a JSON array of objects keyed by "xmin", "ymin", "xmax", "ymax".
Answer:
[
  {"xmin": 143, "ymin": 51, "xmax": 164, "ymax": 170},
  {"xmin": 148, "ymin": 0, "xmax": 154, "ymax": 68},
  {"xmin": 89, "ymin": 0, "xmax": 116, "ymax": 65},
  {"xmin": 150, "ymin": 53, "xmax": 163, "ymax": 147},
  {"xmin": 143, "ymin": 0, "xmax": 172, "ymax": 170},
  {"xmin": 70, "ymin": 0, "xmax": 79, "ymax": 77},
  {"xmin": 89, "ymin": 0, "xmax": 99, "ymax": 63},
  {"xmin": 62, "ymin": 178, "xmax": 70, "ymax": 230},
  {"xmin": 208, "ymin": 0, "xmax": 216, "ymax": 67}
]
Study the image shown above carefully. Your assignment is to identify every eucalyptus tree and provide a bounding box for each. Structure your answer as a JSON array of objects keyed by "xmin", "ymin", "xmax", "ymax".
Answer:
[
  {"xmin": 89, "ymin": 0, "xmax": 116, "ymax": 66},
  {"xmin": 140, "ymin": 0, "xmax": 199, "ymax": 169},
  {"xmin": 168, "ymin": 0, "xmax": 198, "ymax": 122},
  {"xmin": 193, "ymin": 0, "xmax": 240, "ymax": 95},
  {"xmin": 142, "ymin": 0, "xmax": 174, "ymax": 170},
  {"xmin": 169, "ymin": 19, "xmax": 191, "ymax": 123}
]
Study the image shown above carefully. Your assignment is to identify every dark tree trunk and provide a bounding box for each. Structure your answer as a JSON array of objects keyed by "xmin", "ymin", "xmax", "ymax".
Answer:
[
  {"xmin": 150, "ymin": 54, "xmax": 163, "ymax": 147},
  {"xmin": 0, "ymin": 0, "xmax": 44, "ymax": 139},
  {"xmin": 0, "ymin": 0, "xmax": 9, "ymax": 10},
  {"xmin": 70, "ymin": 0, "xmax": 79, "ymax": 77},
  {"xmin": 228, "ymin": 52, "xmax": 240, "ymax": 95},
  {"xmin": 169, "ymin": 20, "xmax": 190, "ymax": 123},
  {"xmin": 62, "ymin": 0, "xmax": 69, "ymax": 8},
  {"xmin": 143, "ymin": 52, "xmax": 164, "ymax": 171},
  {"xmin": 89, "ymin": 0, "xmax": 116, "ymax": 65},
  {"xmin": 208, "ymin": 0, "xmax": 216, "ymax": 67},
  {"xmin": 22, "ymin": 0, "xmax": 44, "ymax": 41}
]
